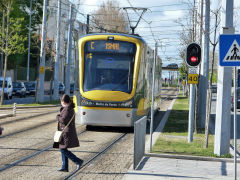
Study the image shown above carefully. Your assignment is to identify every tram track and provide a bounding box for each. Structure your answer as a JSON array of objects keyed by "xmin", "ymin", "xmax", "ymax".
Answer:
[
  {"xmin": 0, "ymin": 129, "xmax": 88, "ymax": 173},
  {"xmin": 0, "ymin": 110, "xmax": 58, "ymax": 126},
  {"xmin": 0, "ymin": 87, "xmax": 178, "ymax": 179},
  {"xmin": 0, "ymin": 118, "xmax": 56, "ymax": 138},
  {"xmin": 64, "ymin": 133, "xmax": 127, "ymax": 180},
  {"xmin": 0, "ymin": 128, "xmax": 128, "ymax": 179}
]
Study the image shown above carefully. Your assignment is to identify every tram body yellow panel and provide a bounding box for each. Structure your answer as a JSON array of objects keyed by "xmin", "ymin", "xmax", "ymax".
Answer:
[{"xmin": 82, "ymin": 90, "xmax": 131, "ymax": 101}]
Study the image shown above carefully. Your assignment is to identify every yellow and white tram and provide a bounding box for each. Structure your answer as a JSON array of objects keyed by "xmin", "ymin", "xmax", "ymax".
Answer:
[{"xmin": 74, "ymin": 33, "xmax": 162, "ymax": 127}]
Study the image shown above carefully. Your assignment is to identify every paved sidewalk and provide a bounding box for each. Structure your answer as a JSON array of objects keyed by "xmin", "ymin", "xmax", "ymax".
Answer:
[
  {"xmin": 123, "ymin": 93, "xmax": 239, "ymax": 180},
  {"xmin": 123, "ymin": 156, "xmax": 239, "ymax": 180}
]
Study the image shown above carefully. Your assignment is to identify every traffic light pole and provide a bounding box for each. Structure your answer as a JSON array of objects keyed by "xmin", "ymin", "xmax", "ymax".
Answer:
[
  {"xmin": 188, "ymin": 84, "xmax": 195, "ymax": 142},
  {"xmin": 186, "ymin": 43, "xmax": 201, "ymax": 143}
]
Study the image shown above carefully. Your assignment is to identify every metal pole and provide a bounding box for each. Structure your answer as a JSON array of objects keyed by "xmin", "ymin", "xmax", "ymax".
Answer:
[
  {"xmin": 188, "ymin": 84, "xmax": 195, "ymax": 142},
  {"xmin": 65, "ymin": 4, "xmax": 73, "ymax": 95},
  {"xmin": 214, "ymin": 0, "xmax": 234, "ymax": 156},
  {"xmin": 53, "ymin": 0, "xmax": 61, "ymax": 100},
  {"xmin": 37, "ymin": 0, "xmax": 47, "ymax": 102},
  {"xmin": 150, "ymin": 43, "xmax": 157, "ymax": 151},
  {"xmin": 197, "ymin": 0, "xmax": 204, "ymax": 117},
  {"xmin": 27, "ymin": 0, "xmax": 33, "ymax": 81},
  {"xmin": 233, "ymin": 67, "xmax": 237, "ymax": 180},
  {"xmin": 86, "ymin": 14, "xmax": 89, "ymax": 34},
  {"xmin": 1, "ymin": 10, "xmax": 5, "ymax": 76},
  {"xmin": 198, "ymin": 0, "xmax": 210, "ymax": 127}
]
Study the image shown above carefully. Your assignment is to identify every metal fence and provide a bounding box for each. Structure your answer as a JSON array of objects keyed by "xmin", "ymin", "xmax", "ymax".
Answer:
[{"xmin": 134, "ymin": 116, "xmax": 147, "ymax": 170}]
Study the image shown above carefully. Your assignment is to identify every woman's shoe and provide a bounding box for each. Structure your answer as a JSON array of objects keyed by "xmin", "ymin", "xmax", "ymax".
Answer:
[
  {"xmin": 57, "ymin": 168, "xmax": 69, "ymax": 172},
  {"xmin": 76, "ymin": 160, "xmax": 83, "ymax": 169}
]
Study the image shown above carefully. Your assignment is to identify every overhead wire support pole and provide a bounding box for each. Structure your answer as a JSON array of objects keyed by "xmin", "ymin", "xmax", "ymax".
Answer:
[
  {"xmin": 37, "ymin": 0, "xmax": 47, "ymax": 103},
  {"xmin": 65, "ymin": 3, "xmax": 73, "ymax": 95},
  {"xmin": 1, "ymin": 10, "xmax": 5, "ymax": 76},
  {"xmin": 27, "ymin": 0, "xmax": 33, "ymax": 81},
  {"xmin": 150, "ymin": 42, "xmax": 157, "ymax": 152},
  {"xmin": 86, "ymin": 14, "xmax": 90, "ymax": 34},
  {"xmin": 53, "ymin": 0, "xmax": 61, "ymax": 100}
]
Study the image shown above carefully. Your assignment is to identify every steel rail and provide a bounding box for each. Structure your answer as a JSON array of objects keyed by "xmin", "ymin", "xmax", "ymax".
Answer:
[
  {"xmin": 0, "ymin": 104, "xmax": 60, "ymax": 110},
  {"xmin": 0, "ymin": 130, "xmax": 87, "ymax": 173},
  {"xmin": 0, "ymin": 110, "xmax": 58, "ymax": 125},
  {"xmin": 0, "ymin": 119, "xmax": 57, "ymax": 138},
  {"xmin": 64, "ymin": 133, "xmax": 127, "ymax": 180}
]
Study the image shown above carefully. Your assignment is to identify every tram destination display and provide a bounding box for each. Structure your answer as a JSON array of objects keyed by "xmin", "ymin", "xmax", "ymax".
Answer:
[{"xmin": 85, "ymin": 40, "xmax": 136, "ymax": 54}]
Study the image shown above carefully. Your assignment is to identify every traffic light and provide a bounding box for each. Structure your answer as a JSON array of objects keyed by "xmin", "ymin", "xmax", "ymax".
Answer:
[{"xmin": 186, "ymin": 43, "xmax": 201, "ymax": 67}]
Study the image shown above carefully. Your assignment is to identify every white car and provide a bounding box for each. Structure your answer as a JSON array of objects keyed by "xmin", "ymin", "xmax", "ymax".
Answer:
[{"xmin": 0, "ymin": 77, "xmax": 13, "ymax": 100}]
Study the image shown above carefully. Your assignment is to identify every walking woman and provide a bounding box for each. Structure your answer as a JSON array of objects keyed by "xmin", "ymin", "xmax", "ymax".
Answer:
[{"xmin": 53, "ymin": 94, "xmax": 83, "ymax": 172}]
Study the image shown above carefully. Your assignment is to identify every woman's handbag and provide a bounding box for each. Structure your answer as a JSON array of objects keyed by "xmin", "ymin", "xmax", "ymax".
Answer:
[
  {"xmin": 54, "ymin": 130, "xmax": 63, "ymax": 142},
  {"xmin": 54, "ymin": 114, "xmax": 75, "ymax": 143}
]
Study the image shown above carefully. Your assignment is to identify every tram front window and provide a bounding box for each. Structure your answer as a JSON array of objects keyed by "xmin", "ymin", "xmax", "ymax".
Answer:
[{"xmin": 83, "ymin": 40, "xmax": 136, "ymax": 94}]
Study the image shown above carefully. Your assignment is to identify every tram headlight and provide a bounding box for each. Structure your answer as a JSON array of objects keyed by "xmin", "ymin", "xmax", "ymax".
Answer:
[{"xmin": 107, "ymin": 36, "xmax": 114, "ymax": 40}]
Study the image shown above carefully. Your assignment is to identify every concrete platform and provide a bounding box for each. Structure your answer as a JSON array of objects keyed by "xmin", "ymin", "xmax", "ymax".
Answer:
[{"xmin": 123, "ymin": 156, "xmax": 239, "ymax": 180}]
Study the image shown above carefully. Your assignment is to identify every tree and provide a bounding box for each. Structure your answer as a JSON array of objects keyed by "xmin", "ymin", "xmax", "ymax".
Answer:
[
  {"xmin": 0, "ymin": 0, "xmax": 43, "ymax": 77},
  {"xmin": 0, "ymin": 0, "xmax": 27, "ymax": 105},
  {"xmin": 91, "ymin": 0, "xmax": 128, "ymax": 33},
  {"xmin": 204, "ymin": 7, "xmax": 221, "ymax": 148}
]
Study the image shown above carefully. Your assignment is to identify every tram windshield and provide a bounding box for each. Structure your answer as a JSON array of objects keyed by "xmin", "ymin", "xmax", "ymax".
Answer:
[{"xmin": 83, "ymin": 40, "xmax": 136, "ymax": 93}]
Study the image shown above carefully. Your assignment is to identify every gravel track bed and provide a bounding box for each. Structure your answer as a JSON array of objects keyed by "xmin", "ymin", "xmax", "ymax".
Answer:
[
  {"xmin": 0, "ymin": 129, "xmax": 125, "ymax": 180},
  {"xmin": 0, "ymin": 107, "xmax": 59, "ymax": 124},
  {"xmin": 73, "ymin": 133, "xmax": 134, "ymax": 180},
  {"xmin": 0, "ymin": 87, "xmax": 178, "ymax": 180}
]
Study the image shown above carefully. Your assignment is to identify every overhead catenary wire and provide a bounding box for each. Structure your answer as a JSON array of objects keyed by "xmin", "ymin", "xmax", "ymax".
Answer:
[
  {"xmin": 47, "ymin": 3, "xmax": 193, "ymax": 36},
  {"xmin": 76, "ymin": 3, "xmax": 191, "ymax": 8},
  {"xmin": 47, "ymin": 0, "xmax": 194, "ymax": 66}
]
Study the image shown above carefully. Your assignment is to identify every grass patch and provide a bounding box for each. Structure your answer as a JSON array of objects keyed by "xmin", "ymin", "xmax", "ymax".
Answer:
[{"xmin": 152, "ymin": 92, "xmax": 232, "ymax": 158}]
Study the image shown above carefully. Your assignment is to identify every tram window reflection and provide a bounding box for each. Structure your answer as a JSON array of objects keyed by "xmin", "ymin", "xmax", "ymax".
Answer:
[{"xmin": 84, "ymin": 53, "xmax": 135, "ymax": 93}]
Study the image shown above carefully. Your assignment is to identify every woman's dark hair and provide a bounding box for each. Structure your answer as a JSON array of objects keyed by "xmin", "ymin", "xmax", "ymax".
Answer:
[{"xmin": 61, "ymin": 94, "xmax": 75, "ymax": 108}]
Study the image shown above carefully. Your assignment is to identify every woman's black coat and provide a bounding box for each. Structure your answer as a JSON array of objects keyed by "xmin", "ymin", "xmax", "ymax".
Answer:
[{"xmin": 53, "ymin": 105, "xmax": 79, "ymax": 149}]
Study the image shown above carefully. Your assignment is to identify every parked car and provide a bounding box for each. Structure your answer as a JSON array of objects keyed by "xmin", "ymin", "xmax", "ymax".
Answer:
[
  {"xmin": 231, "ymin": 87, "xmax": 240, "ymax": 111},
  {"xmin": 59, "ymin": 82, "xmax": 65, "ymax": 94},
  {"xmin": 70, "ymin": 83, "xmax": 75, "ymax": 94},
  {"xmin": 211, "ymin": 84, "xmax": 217, "ymax": 93},
  {"xmin": 51, "ymin": 82, "xmax": 65, "ymax": 95},
  {"xmin": 0, "ymin": 77, "xmax": 13, "ymax": 99},
  {"xmin": 24, "ymin": 81, "xmax": 36, "ymax": 95},
  {"xmin": 12, "ymin": 82, "xmax": 26, "ymax": 98}
]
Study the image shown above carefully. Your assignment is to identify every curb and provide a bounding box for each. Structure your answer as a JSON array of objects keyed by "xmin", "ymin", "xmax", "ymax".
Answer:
[
  {"xmin": 145, "ymin": 96, "xmax": 176, "ymax": 153},
  {"xmin": 145, "ymin": 92, "xmax": 239, "ymax": 163},
  {"xmin": 145, "ymin": 153, "xmax": 240, "ymax": 163}
]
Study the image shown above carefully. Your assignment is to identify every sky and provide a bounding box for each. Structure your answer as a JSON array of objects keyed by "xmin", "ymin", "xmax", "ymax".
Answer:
[{"xmin": 72, "ymin": 0, "xmax": 240, "ymax": 78}]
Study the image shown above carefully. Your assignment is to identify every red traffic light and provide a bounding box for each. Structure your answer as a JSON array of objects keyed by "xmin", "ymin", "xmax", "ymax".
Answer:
[
  {"xmin": 190, "ymin": 56, "xmax": 197, "ymax": 62},
  {"xmin": 186, "ymin": 43, "xmax": 201, "ymax": 67}
]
